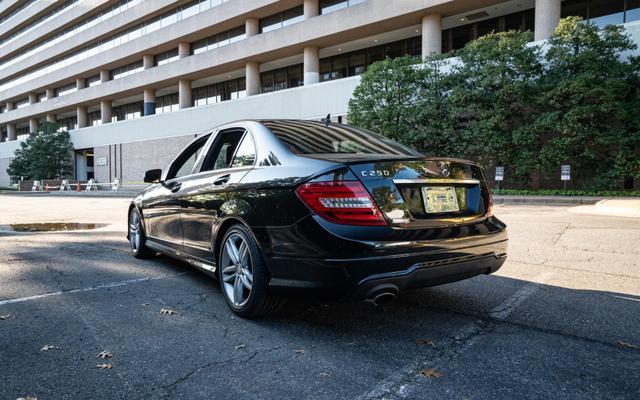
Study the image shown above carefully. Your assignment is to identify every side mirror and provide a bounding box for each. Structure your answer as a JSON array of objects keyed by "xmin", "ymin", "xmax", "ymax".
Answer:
[{"xmin": 144, "ymin": 169, "xmax": 162, "ymax": 183}]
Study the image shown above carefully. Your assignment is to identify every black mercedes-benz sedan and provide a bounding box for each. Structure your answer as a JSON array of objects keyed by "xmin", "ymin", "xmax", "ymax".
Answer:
[{"xmin": 128, "ymin": 120, "xmax": 507, "ymax": 317}]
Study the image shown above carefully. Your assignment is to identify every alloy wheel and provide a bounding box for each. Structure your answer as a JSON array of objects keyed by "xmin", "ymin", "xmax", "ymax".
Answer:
[
  {"xmin": 220, "ymin": 232, "xmax": 254, "ymax": 307},
  {"xmin": 129, "ymin": 210, "xmax": 141, "ymax": 252}
]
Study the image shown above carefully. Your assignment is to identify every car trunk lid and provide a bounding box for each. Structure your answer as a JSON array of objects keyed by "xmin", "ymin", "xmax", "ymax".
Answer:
[{"xmin": 346, "ymin": 158, "xmax": 491, "ymax": 228}]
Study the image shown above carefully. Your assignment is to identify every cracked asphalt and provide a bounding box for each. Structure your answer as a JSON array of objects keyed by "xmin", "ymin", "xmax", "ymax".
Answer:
[{"xmin": 0, "ymin": 194, "xmax": 639, "ymax": 400}]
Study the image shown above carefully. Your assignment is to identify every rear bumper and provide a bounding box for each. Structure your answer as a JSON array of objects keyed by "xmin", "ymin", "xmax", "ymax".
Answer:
[
  {"xmin": 351, "ymin": 252, "xmax": 506, "ymax": 300},
  {"xmin": 263, "ymin": 217, "xmax": 508, "ymax": 300}
]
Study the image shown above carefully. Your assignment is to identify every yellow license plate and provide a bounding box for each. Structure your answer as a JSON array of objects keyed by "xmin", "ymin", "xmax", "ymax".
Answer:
[{"xmin": 422, "ymin": 186, "xmax": 460, "ymax": 213}]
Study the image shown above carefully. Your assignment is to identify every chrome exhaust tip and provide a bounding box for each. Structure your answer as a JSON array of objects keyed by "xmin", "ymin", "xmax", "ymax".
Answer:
[{"xmin": 372, "ymin": 291, "xmax": 396, "ymax": 306}]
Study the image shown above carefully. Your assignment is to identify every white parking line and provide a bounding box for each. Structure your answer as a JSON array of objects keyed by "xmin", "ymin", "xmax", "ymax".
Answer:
[
  {"xmin": 0, "ymin": 272, "xmax": 188, "ymax": 306},
  {"xmin": 357, "ymin": 271, "xmax": 556, "ymax": 400},
  {"xmin": 489, "ymin": 271, "xmax": 555, "ymax": 320}
]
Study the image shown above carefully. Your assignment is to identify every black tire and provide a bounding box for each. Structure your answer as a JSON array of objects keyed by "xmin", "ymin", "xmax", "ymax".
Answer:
[
  {"xmin": 218, "ymin": 224, "xmax": 283, "ymax": 318},
  {"xmin": 128, "ymin": 207, "xmax": 154, "ymax": 259}
]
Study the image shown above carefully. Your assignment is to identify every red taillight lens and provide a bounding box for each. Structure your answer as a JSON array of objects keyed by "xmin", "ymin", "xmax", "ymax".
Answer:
[
  {"xmin": 486, "ymin": 189, "xmax": 494, "ymax": 216},
  {"xmin": 295, "ymin": 181, "xmax": 387, "ymax": 226}
]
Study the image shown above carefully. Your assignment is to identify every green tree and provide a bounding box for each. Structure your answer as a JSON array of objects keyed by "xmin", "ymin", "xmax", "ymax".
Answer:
[
  {"xmin": 7, "ymin": 122, "xmax": 74, "ymax": 181},
  {"xmin": 532, "ymin": 17, "xmax": 640, "ymax": 189},
  {"xmin": 348, "ymin": 56, "xmax": 425, "ymax": 144},
  {"xmin": 448, "ymin": 30, "xmax": 542, "ymax": 182},
  {"xmin": 348, "ymin": 18, "xmax": 640, "ymax": 190}
]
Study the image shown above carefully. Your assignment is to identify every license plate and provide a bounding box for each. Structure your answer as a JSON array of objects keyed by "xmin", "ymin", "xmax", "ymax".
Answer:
[{"xmin": 422, "ymin": 186, "xmax": 459, "ymax": 213}]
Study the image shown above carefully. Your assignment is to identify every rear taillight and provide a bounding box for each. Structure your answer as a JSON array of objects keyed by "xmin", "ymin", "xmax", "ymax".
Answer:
[
  {"xmin": 486, "ymin": 188, "xmax": 494, "ymax": 216},
  {"xmin": 295, "ymin": 181, "xmax": 387, "ymax": 226}
]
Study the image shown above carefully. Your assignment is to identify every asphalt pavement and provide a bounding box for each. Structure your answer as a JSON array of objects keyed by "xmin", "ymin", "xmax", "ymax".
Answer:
[{"xmin": 0, "ymin": 195, "xmax": 638, "ymax": 400}]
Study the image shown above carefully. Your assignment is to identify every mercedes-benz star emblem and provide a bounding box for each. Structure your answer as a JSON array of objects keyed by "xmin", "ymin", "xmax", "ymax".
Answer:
[{"xmin": 438, "ymin": 161, "xmax": 451, "ymax": 177}]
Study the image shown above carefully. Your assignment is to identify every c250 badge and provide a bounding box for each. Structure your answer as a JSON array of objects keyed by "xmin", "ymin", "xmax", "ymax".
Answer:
[{"xmin": 361, "ymin": 170, "xmax": 391, "ymax": 177}]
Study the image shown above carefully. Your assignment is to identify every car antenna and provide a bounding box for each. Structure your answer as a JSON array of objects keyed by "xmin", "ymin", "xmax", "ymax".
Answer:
[{"xmin": 321, "ymin": 114, "xmax": 331, "ymax": 127}]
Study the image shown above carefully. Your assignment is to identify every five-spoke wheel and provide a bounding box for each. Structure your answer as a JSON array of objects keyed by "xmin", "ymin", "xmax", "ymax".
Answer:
[
  {"xmin": 218, "ymin": 224, "xmax": 282, "ymax": 318},
  {"xmin": 128, "ymin": 208, "xmax": 153, "ymax": 258},
  {"xmin": 220, "ymin": 232, "xmax": 254, "ymax": 307}
]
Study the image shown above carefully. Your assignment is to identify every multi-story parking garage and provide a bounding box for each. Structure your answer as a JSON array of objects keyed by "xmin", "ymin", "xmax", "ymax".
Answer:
[{"xmin": 0, "ymin": 0, "xmax": 639, "ymax": 187}]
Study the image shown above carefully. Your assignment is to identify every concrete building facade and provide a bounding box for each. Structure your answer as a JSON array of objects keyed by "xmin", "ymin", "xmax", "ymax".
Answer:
[{"xmin": 0, "ymin": 0, "xmax": 639, "ymax": 186}]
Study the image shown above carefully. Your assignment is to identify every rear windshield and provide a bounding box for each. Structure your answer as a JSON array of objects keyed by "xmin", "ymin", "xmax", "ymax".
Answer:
[{"xmin": 262, "ymin": 120, "xmax": 421, "ymax": 156}]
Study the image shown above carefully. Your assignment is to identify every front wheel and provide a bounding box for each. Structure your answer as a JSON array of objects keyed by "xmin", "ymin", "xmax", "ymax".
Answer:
[
  {"xmin": 128, "ymin": 208, "xmax": 154, "ymax": 259},
  {"xmin": 218, "ymin": 224, "xmax": 282, "ymax": 318}
]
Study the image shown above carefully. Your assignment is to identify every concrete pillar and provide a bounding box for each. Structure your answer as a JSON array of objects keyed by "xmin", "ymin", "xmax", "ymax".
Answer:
[
  {"xmin": 179, "ymin": 79, "xmax": 192, "ymax": 109},
  {"xmin": 303, "ymin": 0, "xmax": 319, "ymax": 19},
  {"xmin": 29, "ymin": 118, "xmax": 39, "ymax": 133},
  {"xmin": 28, "ymin": 93, "xmax": 37, "ymax": 104},
  {"xmin": 143, "ymin": 88, "xmax": 156, "ymax": 116},
  {"xmin": 245, "ymin": 62, "xmax": 260, "ymax": 96},
  {"xmin": 100, "ymin": 69, "xmax": 110, "ymax": 83},
  {"xmin": 46, "ymin": 113, "xmax": 56, "ymax": 123},
  {"xmin": 421, "ymin": 14, "xmax": 442, "ymax": 57},
  {"xmin": 7, "ymin": 124, "xmax": 16, "ymax": 141},
  {"xmin": 100, "ymin": 100, "xmax": 112, "ymax": 124},
  {"xmin": 246, "ymin": 17, "xmax": 259, "ymax": 37},
  {"xmin": 178, "ymin": 41, "xmax": 190, "ymax": 58},
  {"xmin": 76, "ymin": 77, "xmax": 86, "ymax": 90},
  {"xmin": 143, "ymin": 54, "xmax": 154, "ymax": 69},
  {"xmin": 303, "ymin": 46, "xmax": 320, "ymax": 85},
  {"xmin": 77, "ymin": 106, "xmax": 88, "ymax": 128},
  {"xmin": 46, "ymin": 88, "xmax": 54, "ymax": 100},
  {"xmin": 535, "ymin": 0, "xmax": 561, "ymax": 41},
  {"xmin": 6, "ymin": 101, "xmax": 14, "ymax": 111}
]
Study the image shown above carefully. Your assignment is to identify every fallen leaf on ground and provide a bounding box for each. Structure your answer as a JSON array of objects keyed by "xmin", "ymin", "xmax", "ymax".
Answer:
[
  {"xmin": 415, "ymin": 339, "xmax": 436, "ymax": 346},
  {"xmin": 616, "ymin": 341, "xmax": 640, "ymax": 350},
  {"xmin": 235, "ymin": 344, "xmax": 245, "ymax": 350},
  {"xmin": 40, "ymin": 345, "xmax": 58, "ymax": 352},
  {"xmin": 294, "ymin": 348, "xmax": 305, "ymax": 356},
  {"xmin": 96, "ymin": 350, "xmax": 113, "ymax": 359},
  {"xmin": 419, "ymin": 368, "xmax": 443, "ymax": 378},
  {"xmin": 319, "ymin": 372, "xmax": 330, "ymax": 378},
  {"xmin": 160, "ymin": 308, "xmax": 177, "ymax": 315},
  {"xmin": 97, "ymin": 364, "xmax": 112, "ymax": 370},
  {"xmin": 0, "ymin": 314, "xmax": 11, "ymax": 320},
  {"xmin": 141, "ymin": 303, "xmax": 150, "ymax": 306},
  {"xmin": 16, "ymin": 396, "xmax": 37, "ymax": 400}
]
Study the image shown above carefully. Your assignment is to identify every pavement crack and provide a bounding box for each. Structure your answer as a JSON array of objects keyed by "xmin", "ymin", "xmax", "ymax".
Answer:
[
  {"xmin": 552, "ymin": 223, "xmax": 571, "ymax": 245},
  {"xmin": 155, "ymin": 346, "xmax": 282, "ymax": 399}
]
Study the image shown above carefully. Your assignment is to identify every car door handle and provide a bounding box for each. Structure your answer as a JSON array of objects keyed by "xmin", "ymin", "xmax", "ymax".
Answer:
[
  {"xmin": 170, "ymin": 183, "xmax": 182, "ymax": 193},
  {"xmin": 214, "ymin": 175, "xmax": 230, "ymax": 186}
]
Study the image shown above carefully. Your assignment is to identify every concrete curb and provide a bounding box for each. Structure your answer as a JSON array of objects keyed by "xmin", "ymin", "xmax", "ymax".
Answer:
[
  {"xmin": 493, "ymin": 195, "xmax": 608, "ymax": 205},
  {"xmin": 0, "ymin": 191, "xmax": 137, "ymax": 198}
]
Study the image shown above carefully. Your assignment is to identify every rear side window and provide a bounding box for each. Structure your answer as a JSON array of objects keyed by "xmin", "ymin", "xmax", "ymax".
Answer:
[
  {"xmin": 200, "ymin": 129, "xmax": 245, "ymax": 172},
  {"xmin": 262, "ymin": 120, "xmax": 420, "ymax": 156}
]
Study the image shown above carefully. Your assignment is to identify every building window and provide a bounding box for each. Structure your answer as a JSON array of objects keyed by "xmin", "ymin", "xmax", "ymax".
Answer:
[
  {"xmin": 320, "ymin": 0, "xmax": 366, "ymax": 15},
  {"xmin": 15, "ymin": 98, "xmax": 30, "ymax": 109},
  {"xmin": 561, "ymin": 0, "xmax": 633, "ymax": 26},
  {"xmin": 192, "ymin": 26, "xmax": 246, "ymax": 55},
  {"xmin": 155, "ymin": 49, "xmax": 179, "ymax": 66},
  {"xmin": 441, "ymin": 8, "xmax": 536, "ymax": 54},
  {"xmin": 260, "ymin": 64, "xmax": 303, "ymax": 93},
  {"xmin": 55, "ymin": 83, "xmax": 77, "ymax": 97},
  {"xmin": 88, "ymin": 111, "xmax": 101, "ymax": 126},
  {"xmin": 260, "ymin": 6, "xmax": 304, "ymax": 33},
  {"xmin": 112, "ymin": 102, "xmax": 143, "ymax": 122},
  {"xmin": 320, "ymin": 37, "xmax": 421, "ymax": 82},
  {"xmin": 17, "ymin": 126, "xmax": 30, "ymax": 140},
  {"xmin": 192, "ymin": 77, "xmax": 246, "ymax": 106},
  {"xmin": 57, "ymin": 116, "xmax": 78, "ymax": 131},
  {"xmin": 111, "ymin": 61, "xmax": 144, "ymax": 80},
  {"xmin": 37, "ymin": 93, "xmax": 47, "ymax": 102},
  {"xmin": 156, "ymin": 93, "xmax": 179, "ymax": 113},
  {"xmin": 87, "ymin": 74, "xmax": 101, "ymax": 87}
]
